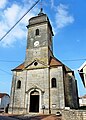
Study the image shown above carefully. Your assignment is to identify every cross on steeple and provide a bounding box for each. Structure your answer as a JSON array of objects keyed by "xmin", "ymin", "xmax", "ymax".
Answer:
[
  {"xmin": 38, "ymin": 0, "xmax": 43, "ymax": 15},
  {"xmin": 40, "ymin": 0, "xmax": 43, "ymax": 9}
]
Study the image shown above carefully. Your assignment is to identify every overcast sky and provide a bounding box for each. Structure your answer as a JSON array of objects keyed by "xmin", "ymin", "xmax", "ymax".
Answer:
[{"xmin": 0, "ymin": 0, "xmax": 86, "ymax": 96}]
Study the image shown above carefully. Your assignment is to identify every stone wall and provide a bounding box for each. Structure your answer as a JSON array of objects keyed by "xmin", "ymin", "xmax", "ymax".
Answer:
[
  {"xmin": 60, "ymin": 109, "xmax": 86, "ymax": 120},
  {"xmin": 50, "ymin": 66, "xmax": 65, "ymax": 110},
  {"xmin": 64, "ymin": 73, "xmax": 79, "ymax": 109}
]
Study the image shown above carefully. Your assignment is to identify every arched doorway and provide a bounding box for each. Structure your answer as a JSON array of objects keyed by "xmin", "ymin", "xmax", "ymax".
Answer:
[{"xmin": 29, "ymin": 90, "xmax": 39, "ymax": 112}]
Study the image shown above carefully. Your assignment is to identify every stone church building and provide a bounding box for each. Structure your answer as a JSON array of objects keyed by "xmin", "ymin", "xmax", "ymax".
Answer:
[{"xmin": 9, "ymin": 10, "xmax": 78, "ymax": 114}]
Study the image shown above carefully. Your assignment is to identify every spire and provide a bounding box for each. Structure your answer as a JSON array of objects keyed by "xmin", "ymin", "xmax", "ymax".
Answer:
[
  {"xmin": 38, "ymin": 8, "xmax": 44, "ymax": 15},
  {"xmin": 38, "ymin": 0, "xmax": 44, "ymax": 15},
  {"xmin": 40, "ymin": 7, "xmax": 43, "ymax": 13}
]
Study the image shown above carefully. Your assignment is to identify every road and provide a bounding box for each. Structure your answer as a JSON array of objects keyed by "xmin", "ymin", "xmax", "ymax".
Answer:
[
  {"xmin": 0, "ymin": 115, "xmax": 62, "ymax": 120},
  {"xmin": 0, "ymin": 116, "xmax": 18, "ymax": 120}
]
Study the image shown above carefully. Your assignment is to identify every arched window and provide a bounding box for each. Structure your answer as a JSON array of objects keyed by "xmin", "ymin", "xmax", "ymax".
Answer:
[
  {"xmin": 17, "ymin": 80, "xmax": 21, "ymax": 89},
  {"xmin": 51, "ymin": 78, "xmax": 57, "ymax": 88},
  {"xmin": 35, "ymin": 29, "xmax": 39, "ymax": 36}
]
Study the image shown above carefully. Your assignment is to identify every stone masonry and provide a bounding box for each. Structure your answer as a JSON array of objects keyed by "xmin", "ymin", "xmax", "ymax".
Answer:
[{"xmin": 9, "ymin": 10, "xmax": 79, "ymax": 115}]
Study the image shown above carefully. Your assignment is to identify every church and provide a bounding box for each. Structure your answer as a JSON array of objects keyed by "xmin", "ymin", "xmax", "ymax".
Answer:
[{"xmin": 9, "ymin": 9, "xmax": 78, "ymax": 114}]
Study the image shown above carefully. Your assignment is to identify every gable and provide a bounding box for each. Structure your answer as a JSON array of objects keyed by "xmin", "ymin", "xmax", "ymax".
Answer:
[
  {"xmin": 25, "ymin": 59, "xmax": 48, "ymax": 70},
  {"xmin": 12, "ymin": 57, "xmax": 73, "ymax": 73},
  {"xmin": 78, "ymin": 61, "xmax": 86, "ymax": 71},
  {"xmin": 12, "ymin": 59, "xmax": 49, "ymax": 71},
  {"xmin": 78, "ymin": 61, "xmax": 86, "ymax": 87}
]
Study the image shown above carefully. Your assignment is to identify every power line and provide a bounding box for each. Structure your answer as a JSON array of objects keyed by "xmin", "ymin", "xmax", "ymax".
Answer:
[
  {"xmin": 0, "ymin": 60, "xmax": 22, "ymax": 63},
  {"xmin": 0, "ymin": 58, "xmax": 86, "ymax": 75},
  {"xmin": 0, "ymin": 68, "xmax": 12, "ymax": 75},
  {"xmin": 0, "ymin": 0, "xmax": 40, "ymax": 42},
  {"xmin": 62, "ymin": 58, "xmax": 86, "ymax": 62}
]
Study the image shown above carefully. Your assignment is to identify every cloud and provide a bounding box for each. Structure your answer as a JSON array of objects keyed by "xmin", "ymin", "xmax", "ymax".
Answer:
[
  {"xmin": 50, "ymin": 0, "xmax": 55, "ymax": 9},
  {"xmin": 55, "ymin": 4, "xmax": 74, "ymax": 29},
  {"xmin": 0, "ymin": 0, "xmax": 38, "ymax": 47},
  {"xmin": 0, "ymin": 0, "xmax": 7, "ymax": 9},
  {"xmin": 4, "ymin": 4, "xmax": 22, "ymax": 27}
]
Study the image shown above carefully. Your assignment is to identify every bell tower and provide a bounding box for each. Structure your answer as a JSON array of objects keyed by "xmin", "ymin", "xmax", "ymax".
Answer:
[
  {"xmin": 25, "ymin": 9, "xmax": 54, "ymax": 66},
  {"xmin": 9, "ymin": 8, "xmax": 79, "ymax": 115}
]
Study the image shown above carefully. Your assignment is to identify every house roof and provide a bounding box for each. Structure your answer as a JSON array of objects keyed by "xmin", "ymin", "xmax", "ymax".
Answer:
[
  {"xmin": 78, "ymin": 61, "xmax": 86, "ymax": 87},
  {"xmin": 79, "ymin": 94, "xmax": 86, "ymax": 99},
  {"xmin": 78, "ymin": 61, "xmax": 86, "ymax": 71},
  {"xmin": 0, "ymin": 93, "xmax": 9, "ymax": 98}
]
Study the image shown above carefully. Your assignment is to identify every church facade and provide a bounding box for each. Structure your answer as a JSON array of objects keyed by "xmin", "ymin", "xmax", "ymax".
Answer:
[{"xmin": 9, "ymin": 10, "xmax": 78, "ymax": 114}]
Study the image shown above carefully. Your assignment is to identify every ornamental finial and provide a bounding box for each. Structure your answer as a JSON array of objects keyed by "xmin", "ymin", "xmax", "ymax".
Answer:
[{"xmin": 38, "ymin": 0, "xmax": 44, "ymax": 15}]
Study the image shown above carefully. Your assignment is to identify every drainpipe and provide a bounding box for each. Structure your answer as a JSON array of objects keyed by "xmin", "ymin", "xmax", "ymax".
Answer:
[
  {"xmin": 48, "ymin": 66, "xmax": 51, "ymax": 114},
  {"xmin": 24, "ymin": 70, "xmax": 27, "ymax": 113}
]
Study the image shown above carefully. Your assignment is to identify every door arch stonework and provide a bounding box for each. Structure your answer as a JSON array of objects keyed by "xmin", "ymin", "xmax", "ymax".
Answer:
[{"xmin": 26, "ymin": 88, "xmax": 42, "ymax": 113}]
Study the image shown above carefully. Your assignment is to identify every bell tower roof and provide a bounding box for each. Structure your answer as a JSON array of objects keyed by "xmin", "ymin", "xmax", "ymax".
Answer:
[{"xmin": 27, "ymin": 10, "xmax": 54, "ymax": 36}]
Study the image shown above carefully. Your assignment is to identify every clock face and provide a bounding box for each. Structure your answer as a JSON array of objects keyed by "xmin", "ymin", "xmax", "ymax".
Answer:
[
  {"xmin": 34, "ymin": 41, "xmax": 39, "ymax": 47},
  {"xmin": 30, "ymin": 38, "xmax": 34, "ymax": 41}
]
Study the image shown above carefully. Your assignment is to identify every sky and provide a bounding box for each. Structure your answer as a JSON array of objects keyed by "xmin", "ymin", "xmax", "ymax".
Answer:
[{"xmin": 0, "ymin": 0, "xmax": 86, "ymax": 97}]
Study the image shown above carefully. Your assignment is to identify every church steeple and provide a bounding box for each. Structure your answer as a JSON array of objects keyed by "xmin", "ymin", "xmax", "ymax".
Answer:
[
  {"xmin": 38, "ymin": 8, "xmax": 44, "ymax": 15},
  {"xmin": 38, "ymin": 0, "xmax": 43, "ymax": 15},
  {"xmin": 25, "ymin": 10, "xmax": 54, "ymax": 67}
]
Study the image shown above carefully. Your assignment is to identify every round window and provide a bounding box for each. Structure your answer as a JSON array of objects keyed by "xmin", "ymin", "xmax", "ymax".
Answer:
[{"xmin": 34, "ymin": 62, "xmax": 38, "ymax": 66}]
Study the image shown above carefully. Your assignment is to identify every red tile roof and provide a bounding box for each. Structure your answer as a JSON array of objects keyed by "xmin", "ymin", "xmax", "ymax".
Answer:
[
  {"xmin": 50, "ymin": 57, "xmax": 72, "ymax": 72},
  {"xmin": 12, "ymin": 63, "xmax": 24, "ymax": 71},
  {"xmin": 50, "ymin": 57, "xmax": 63, "ymax": 66},
  {"xmin": 0, "ymin": 93, "xmax": 9, "ymax": 98},
  {"xmin": 12, "ymin": 57, "xmax": 72, "ymax": 72},
  {"xmin": 12, "ymin": 58, "xmax": 62, "ymax": 71}
]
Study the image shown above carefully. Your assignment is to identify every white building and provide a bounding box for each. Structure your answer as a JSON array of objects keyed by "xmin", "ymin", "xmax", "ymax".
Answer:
[
  {"xmin": 79, "ymin": 94, "xmax": 86, "ymax": 107},
  {"xmin": 78, "ymin": 61, "xmax": 86, "ymax": 87},
  {"xmin": 0, "ymin": 93, "xmax": 10, "ymax": 113}
]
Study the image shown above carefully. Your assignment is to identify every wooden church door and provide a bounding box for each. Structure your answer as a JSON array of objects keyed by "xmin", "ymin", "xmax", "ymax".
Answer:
[{"xmin": 29, "ymin": 91, "xmax": 39, "ymax": 112}]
